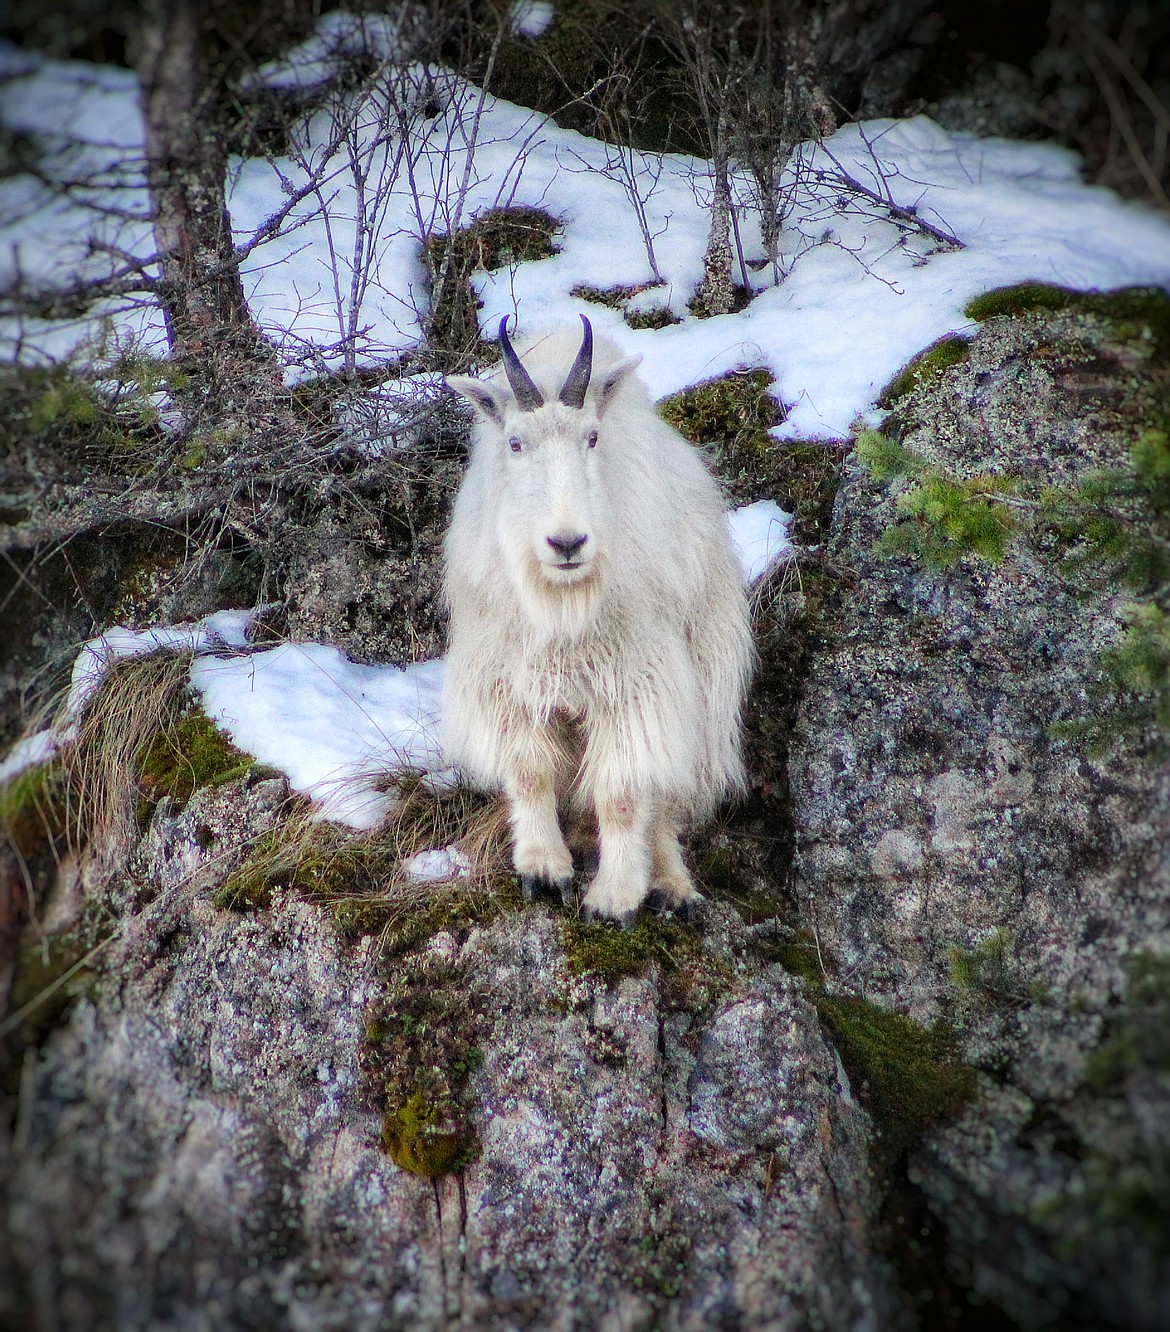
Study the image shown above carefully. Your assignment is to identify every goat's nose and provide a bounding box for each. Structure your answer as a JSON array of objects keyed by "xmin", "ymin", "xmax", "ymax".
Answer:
[{"xmin": 547, "ymin": 531, "xmax": 588, "ymax": 559}]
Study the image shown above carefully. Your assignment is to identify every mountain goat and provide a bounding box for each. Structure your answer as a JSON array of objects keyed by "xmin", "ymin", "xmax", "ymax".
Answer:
[{"xmin": 443, "ymin": 316, "xmax": 752, "ymax": 924}]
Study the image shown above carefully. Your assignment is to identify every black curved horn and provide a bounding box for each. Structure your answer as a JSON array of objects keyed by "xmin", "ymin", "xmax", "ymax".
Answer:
[
  {"xmin": 558, "ymin": 314, "xmax": 593, "ymax": 408},
  {"xmin": 498, "ymin": 317, "xmax": 544, "ymax": 411}
]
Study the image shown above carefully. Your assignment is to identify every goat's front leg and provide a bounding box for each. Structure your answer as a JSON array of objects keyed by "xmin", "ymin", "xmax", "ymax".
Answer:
[
  {"xmin": 581, "ymin": 789, "xmax": 653, "ymax": 926},
  {"xmin": 504, "ymin": 765, "xmax": 574, "ymax": 905}
]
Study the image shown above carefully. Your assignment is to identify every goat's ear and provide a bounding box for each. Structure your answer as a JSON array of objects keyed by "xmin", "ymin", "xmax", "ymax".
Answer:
[
  {"xmin": 447, "ymin": 376, "xmax": 506, "ymax": 426},
  {"xmin": 593, "ymin": 355, "xmax": 643, "ymax": 419}
]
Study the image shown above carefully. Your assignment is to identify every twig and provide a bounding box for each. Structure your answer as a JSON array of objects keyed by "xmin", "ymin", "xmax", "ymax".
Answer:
[{"xmin": 816, "ymin": 143, "xmax": 963, "ymax": 250}]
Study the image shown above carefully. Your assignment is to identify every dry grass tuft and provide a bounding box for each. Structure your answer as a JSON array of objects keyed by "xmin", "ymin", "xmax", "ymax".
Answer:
[
  {"xmin": 216, "ymin": 775, "xmax": 514, "ymax": 944},
  {"xmin": 64, "ymin": 651, "xmax": 192, "ymax": 861}
]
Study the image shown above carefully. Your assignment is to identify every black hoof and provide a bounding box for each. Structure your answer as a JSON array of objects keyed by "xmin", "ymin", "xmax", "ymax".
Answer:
[
  {"xmin": 645, "ymin": 889, "xmax": 703, "ymax": 922},
  {"xmin": 581, "ymin": 902, "xmax": 636, "ymax": 930},
  {"xmin": 520, "ymin": 873, "xmax": 574, "ymax": 905}
]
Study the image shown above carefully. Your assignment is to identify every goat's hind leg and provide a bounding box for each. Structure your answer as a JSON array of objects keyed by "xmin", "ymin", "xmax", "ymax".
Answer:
[
  {"xmin": 646, "ymin": 810, "xmax": 704, "ymax": 921},
  {"xmin": 505, "ymin": 764, "xmax": 575, "ymax": 905}
]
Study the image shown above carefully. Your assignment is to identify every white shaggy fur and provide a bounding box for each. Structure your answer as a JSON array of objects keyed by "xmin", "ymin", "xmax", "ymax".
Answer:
[{"xmin": 443, "ymin": 324, "xmax": 753, "ymax": 923}]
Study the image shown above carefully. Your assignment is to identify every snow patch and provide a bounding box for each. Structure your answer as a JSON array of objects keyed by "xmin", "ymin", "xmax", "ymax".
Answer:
[
  {"xmin": 0, "ymin": 609, "xmax": 261, "ymax": 790},
  {"xmin": 508, "ymin": 2, "xmax": 555, "ymax": 38},
  {"xmin": 67, "ymin": 610, "xmax": 257, "ymax": 719},
  {"xmin": 250, "ymin": 10, "xmax": 416, "ymax": 90},
  {"xmin": 729, "ymin": 501, "xmax": 793, "ymax": 586},
  {"xmin": 405, "ymin": 846, "xmax": 472, "ymax": 882},
  {"xmin": 0, "ymin": 731, "xmax": 57, "ymax": 787},
  {"xmin": 191, "ymin": 645, "xmax": 449, "ymax": 830}
]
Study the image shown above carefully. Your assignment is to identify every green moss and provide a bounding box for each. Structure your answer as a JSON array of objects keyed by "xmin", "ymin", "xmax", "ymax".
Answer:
[
  {"xmin": 329, "ymin": 879, "xmax": 522, "ymax": 950},
  {"xmin": 755, "ymin": 929, "xmax": 824, "ymax": 983},
  {"xmin": 816, "ymin": 994, "xmax": 975, "ymax": 1167},
  {"xmin": 28, "ymin": 375, "xmax": 101, "ymax": 433},
  {"xmin": 660, "ymin": 369, "xmax": 780, "ymax": 457},
  {"xmin": 878, "ymin": 336, "xmax": 970, "ymax": 406},
  {"xmin": 560, "ymin": 913, "xmax": 729, "ymax": 1012},
  {"xmin": 0, "ymin": 353, "xmax": 178, "ymax": 476},
  {"xmin": 749, "ymin": 916, "xmax": 975, "ymax": 1168},
  {"xmin": 0, "ymin": 759, "xmax": 69, "ymax": 858},
  {"xmin": 214, "ymin": 796, "xmax": 519, "ymax": 939},
  {"xmin": 571, "ymin": 282, "xmax": 638, "ymax": 309},
  {"xmin": 427, "ymin": 206, "xmax": 561, "ymax": 275},
  {"xmin": 425, "ymin": 206, "xmax": 561, "ymax": 362},
  {"xmin": 1133, "ymin": 425, "xmax": 1170, "ymax": 500},
  {"xmin": 214, "ymin": 823, "xmax": 381, "ymax": 915},
  {"xmin": 661, "ymin": 369, "xmax": 841, "ymax": 542},
  {"xmin": 214, "ymin": 830, "xmax": 281, "ymax": 911},
  {"xmin": 137, "ymin": 708, "xmax": 251, "ymax": 823},
  {"xmin": 625, "ymin": 305, "xmax": 681, "ymax": 330},
  {"xmin": 948, "ymin": 928, "xmax": 1029, "ymax": 1008},
  {"xmin": 382, "ymin": 883, "xmax": 521, "ymax": 952},
  {"xmin": 571, "ymin": 282, "xmax": 680, "ymax": 330},
  {"xmin": 964, "ymin": 282, "xmax": 1083, "ymax": 322},
  {"xmin": 381, "ymin": 1090, "xmax": 468, "ymax": 1177},
  {"xmin": 364, "ymin": 951, "xmax": 493, "ymax": 1177},
  {"xmin": 964, "ymin": 283, "xmax": 1170, "ymax": 354}
]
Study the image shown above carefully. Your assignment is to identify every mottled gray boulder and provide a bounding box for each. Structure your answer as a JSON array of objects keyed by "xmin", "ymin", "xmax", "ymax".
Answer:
[
  {"xmin": 788, "ymin": 305, "xmax": 1170, "ymax": 1329},
  {"xmin": 4, "ymin": 774, "xmax": 899, "ymax": 1331}
]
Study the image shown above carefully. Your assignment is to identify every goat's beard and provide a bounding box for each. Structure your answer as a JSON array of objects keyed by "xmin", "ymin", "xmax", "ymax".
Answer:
[{"xmin": 513, "ymin": 548, "xmax": 605, "ymax": 643}]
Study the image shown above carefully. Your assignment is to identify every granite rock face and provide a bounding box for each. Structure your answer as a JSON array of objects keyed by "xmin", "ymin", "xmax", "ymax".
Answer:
[
  {"xmin": 787, "ymin": 307, "xmax": 1170, "ymax": 1329},
  {"xmin": 5, "ymin": 791, "xmax": 897, "ymax": 1330}
]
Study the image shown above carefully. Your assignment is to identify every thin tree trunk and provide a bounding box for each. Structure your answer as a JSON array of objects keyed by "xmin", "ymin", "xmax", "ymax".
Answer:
[
  {"xmin": 698, "ymin": 142, "xmax": 733, "ymax": 316},
  {"xmin": 136, "ymin": 0, "xmax": 265, "ymax": 364}
]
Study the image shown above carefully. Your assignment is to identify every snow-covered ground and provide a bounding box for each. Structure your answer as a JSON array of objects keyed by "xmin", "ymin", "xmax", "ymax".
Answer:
[
  {"xmin": 4, "ymin": 35, "xmax": 1170, "ymax": 433},
  {"xmin": 2, "ymin": 17, "xmax": 1170, "ymax": 829}
]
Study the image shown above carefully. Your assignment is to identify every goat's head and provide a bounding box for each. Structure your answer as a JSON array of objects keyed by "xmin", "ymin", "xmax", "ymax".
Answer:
[{"xmin": 448, "ymin": 316, "xmax": 642, "ymax": 601}]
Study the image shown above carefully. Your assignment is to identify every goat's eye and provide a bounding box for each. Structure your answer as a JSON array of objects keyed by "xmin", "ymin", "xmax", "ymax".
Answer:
[
  {"xmin": 587, "ymin": 430, "xmax": 598, "ymax": 449},
  {"xmin": 509, "ymin": 436, "xmax": 522, "ymax": 453}
]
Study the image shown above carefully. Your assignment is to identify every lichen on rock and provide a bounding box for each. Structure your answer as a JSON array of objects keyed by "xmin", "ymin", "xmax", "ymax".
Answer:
[{"xmin": 789, "ymin": 293, "xmax": 1170, "ymax": 1329}]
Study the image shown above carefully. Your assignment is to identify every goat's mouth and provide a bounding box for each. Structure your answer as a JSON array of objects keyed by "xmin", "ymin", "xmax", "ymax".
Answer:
[{"xmin": 541, "ymin": 555, "xmax": 596, "ymax": 583}]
